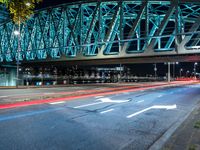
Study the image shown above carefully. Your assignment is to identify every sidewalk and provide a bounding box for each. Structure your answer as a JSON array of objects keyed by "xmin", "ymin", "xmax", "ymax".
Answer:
[{"xmin": 163, "ymin": 103, "xmax": 200, "ymax": 150}]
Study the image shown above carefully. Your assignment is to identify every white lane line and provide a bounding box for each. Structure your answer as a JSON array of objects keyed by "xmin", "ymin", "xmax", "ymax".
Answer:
[
  {"xmin": 100, "ymin": 109, "xmax": 114, "ymax": 114},
  {"xmin": 74, "ymin": 102, "xmax": 104, "ymax": 109},
  {"xmin": 136, "ymin": 100, "xmax": 144, "ymax": 103},
  {"xmin": 157, "ymin": 95, "xmax": 163, "ymax": 98},
  {"xmin": 95, "ymin": 96, "xmax": 104, "ymax": 98},
  {"xmin": 49, "ymin": 101, "xmax": 66, "ymax": 105},
  {"xmin": 0, "ymin": 96, "xmax": 8, "ymax": 98}
]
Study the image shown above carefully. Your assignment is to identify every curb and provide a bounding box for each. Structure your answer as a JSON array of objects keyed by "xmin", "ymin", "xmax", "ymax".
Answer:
[{"xmin": 148, "ymin": 105, "xmax": 199, "ymax": 150}]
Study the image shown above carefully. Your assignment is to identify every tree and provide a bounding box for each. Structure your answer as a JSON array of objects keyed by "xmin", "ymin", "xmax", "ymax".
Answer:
[
  {"xmin": 0, "ymin": 0, "xmax": 42, "ymax": 24},
  {"xmin": 0, "ymin": 0, "xmax": 42, "ymax": 87}
]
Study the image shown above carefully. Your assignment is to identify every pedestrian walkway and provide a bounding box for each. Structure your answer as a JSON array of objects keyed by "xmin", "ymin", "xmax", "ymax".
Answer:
[{"xmin": 163, "ymin": 104, "xmax": 200, "ymax": 150}]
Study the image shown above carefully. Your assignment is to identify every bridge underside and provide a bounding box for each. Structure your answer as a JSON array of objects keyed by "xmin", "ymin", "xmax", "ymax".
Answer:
[
  {"xmin": 0, "ymin": 0, "xmax": 200, "ymax": 64},
  {"xmin": 10, "ymin": 54, "xmax": 200, "ymax": 67}
]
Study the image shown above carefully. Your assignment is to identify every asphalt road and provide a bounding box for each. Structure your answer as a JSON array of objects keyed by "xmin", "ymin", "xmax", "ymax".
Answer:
[{"xmin": 0, "ymin": 84, "xmax": 200, "ymax": 150}]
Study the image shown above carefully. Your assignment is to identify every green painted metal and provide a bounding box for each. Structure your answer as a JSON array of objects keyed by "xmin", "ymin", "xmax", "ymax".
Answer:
[{"xmin": 0, "ymin": 0, "xmax": 200, "ymax": 62}]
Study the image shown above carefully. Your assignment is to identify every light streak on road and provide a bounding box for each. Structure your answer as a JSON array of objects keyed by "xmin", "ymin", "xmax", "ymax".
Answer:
[{"xmin": 0, "ymin": 96, "xmax": 8, "ymax": 98}]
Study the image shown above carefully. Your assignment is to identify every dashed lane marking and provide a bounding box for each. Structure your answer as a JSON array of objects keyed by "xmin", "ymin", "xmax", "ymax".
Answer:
[
  {"xmin": 95, "ymin": 96, "xmax": 104, "ymax": 98},
  {"xmin": 49, "ymin": 101, "xmax": 66, "ymax": 105},
  {"xmin": 157, "ymin": 95, "xmax": 163, "ymax": 98},
  {"xmin": 100, "ymin": 109, "xmax": 114, "ymax": 114},
  {"xmin": 136, "ymin": 100, "xmax": 144, "ymax": 103}
]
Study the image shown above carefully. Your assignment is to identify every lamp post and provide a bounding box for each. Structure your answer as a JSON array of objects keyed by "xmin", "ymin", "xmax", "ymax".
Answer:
[
  {"xmin": 186, "ymin": 70, "xmax": 190, "ymax": 77},
  {"xmin": 13, "ymin": 2, "xmax": 34, "ymax": 88},
  {"xmin": 164, "ymin": 62, "xmax": 171, "ymax": 82},
  {"xmin": 179, "ymin": 68, "xmax": 183, "ymax": 77},
  {"xmin": 154, "ymin": 63, "xmax": 157, "ymax": 78},
  {"xmin": 172, "ymin": 62, "xmax": 179, "ymax": 79},
  {"xmin": 14, "ymin": 29, "xmax": 20, "ymax": 88},
  {"xmin": 194, "ymin": 62, "xmax": 198, "ymax": 78}
]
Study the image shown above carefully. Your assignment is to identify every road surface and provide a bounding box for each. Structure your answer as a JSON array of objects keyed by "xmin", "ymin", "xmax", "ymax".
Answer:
[{"xmin": 0, "ymin": 84, "xmax": 200, "ymax": 150}]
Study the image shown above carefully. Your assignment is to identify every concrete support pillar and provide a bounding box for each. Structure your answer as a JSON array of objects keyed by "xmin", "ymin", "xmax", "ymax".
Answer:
[
  {"xmin": 168, "ymin": 62, "xmax": 171, "ymax": 82},
  {"xmin": 0, "ymin": 67, "xmax": 16, "ymax": 86}
]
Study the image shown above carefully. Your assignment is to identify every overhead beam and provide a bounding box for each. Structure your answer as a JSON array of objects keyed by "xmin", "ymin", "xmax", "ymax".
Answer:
[
  {"xmin": 147, "ymin": 2, "xmax": 176, "ymax": 51},
  {"xmin": 100, "ymin": 3, "xmax": 121, "ymax": 53},
  {"xmin": 122, "ymin": 1, "xmax": 147, "ymax": 52},
  {"xmin": 178, "ymin": 15, "xmax": 200, "ymax": 51},
  {"xmin": 84, "ymin": 3, "xmax": 100, "ymax": 45}
]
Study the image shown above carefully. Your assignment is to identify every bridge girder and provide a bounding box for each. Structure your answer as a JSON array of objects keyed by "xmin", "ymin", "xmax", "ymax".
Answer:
[{"xmin": 0, "ymin": 0, "xmax": 200, "ymax": 63}]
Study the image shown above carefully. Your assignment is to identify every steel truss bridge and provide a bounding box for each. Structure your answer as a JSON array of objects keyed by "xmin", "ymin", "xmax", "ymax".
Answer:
[{"xmin": 1, "ymin": 0, "xmax": 200, "ymax": 64}]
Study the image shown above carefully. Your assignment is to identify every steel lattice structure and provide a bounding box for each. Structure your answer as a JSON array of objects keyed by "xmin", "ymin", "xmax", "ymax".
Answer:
[{"xmin": 0, "ymin": 0, "xmax": 200, "ymax": 63}]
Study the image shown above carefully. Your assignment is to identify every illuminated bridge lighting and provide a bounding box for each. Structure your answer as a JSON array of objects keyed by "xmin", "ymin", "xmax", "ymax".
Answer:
[{"xmin": 0, "ymin": 0, "xmax": 200, "ymax": 63}]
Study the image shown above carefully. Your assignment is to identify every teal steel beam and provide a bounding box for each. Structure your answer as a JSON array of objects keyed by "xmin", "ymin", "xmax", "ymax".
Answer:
[
  {"xmin": 147, "ymin": 2, "xmax": 176, "ymax": 51},
  {"xmin": 0, "ymin": 1, "xmax": 200, "ymax": 63},
  {"xmin": 122, "ymin": 1, "xmax": 147, "ymax": 52}
]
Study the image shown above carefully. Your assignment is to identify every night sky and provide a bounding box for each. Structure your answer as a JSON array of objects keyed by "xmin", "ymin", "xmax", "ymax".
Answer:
[{"xmin": 36, "ymin": 0, "xmax": 80, "ymax": 9}]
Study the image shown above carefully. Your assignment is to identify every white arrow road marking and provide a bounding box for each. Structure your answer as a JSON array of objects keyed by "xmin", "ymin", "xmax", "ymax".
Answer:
[
  {"xmin": 74, "ymin": 97, "xmax": 130, "ymax": 109},
  {"xmin": 74, "ymin": 102, "xmax": 104, "ymax": 109},
  {"xmin": 100, "ymin": 109, "xmax": 114, "ymax": 114},
  {"xmin": 98, "ymin": 98, "xmax": 130, "ymax": 103},
  {"xmin": 157, "ymin": 95, "xmax": 163, "ymax": 98},
  {"xmin": 126, "ymin": 104, "xmax": 177, "ymax": 118}
]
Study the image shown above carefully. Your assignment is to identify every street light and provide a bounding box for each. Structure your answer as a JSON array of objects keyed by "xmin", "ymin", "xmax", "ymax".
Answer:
[
  {"xmin": 154, "ymin": 63, "xmax": 157, "ymax": 78},
  {"xmin": 179, "ymin": 68, "xmax": 183, "ymax": 77},
  {"xmin": 14, "ymin": 29, "xmax": 21, "ymax": 88},
  {"xmin": 25, "ymin": 2, "xmax": 31, "ymax": 7},
  {"xmin": 194, "ymin": 62, "xmax": 198, "ymax": 78},
  {"xmin": 14, "ymin": 30, "xmax": 20, "ymax": 35},
  {"xmin": 164, "ymin": 62, "xmax": 171, "ymax": 82},
  {"xmin": 13, "ymin": 2, "xmax": 33, "ymax": 88},
  {"xmin": 186, "ymin": 70, "xmax": 190, "ymax": 77},
  {"xmin": 172, "ymin": 62, "xmax": 179, "ymax": 79}
]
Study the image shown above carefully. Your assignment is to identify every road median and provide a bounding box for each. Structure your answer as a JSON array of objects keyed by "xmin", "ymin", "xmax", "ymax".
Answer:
[{"xmin": 0, "ymin": 81, "xmax": 198, "ymax": 110}]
